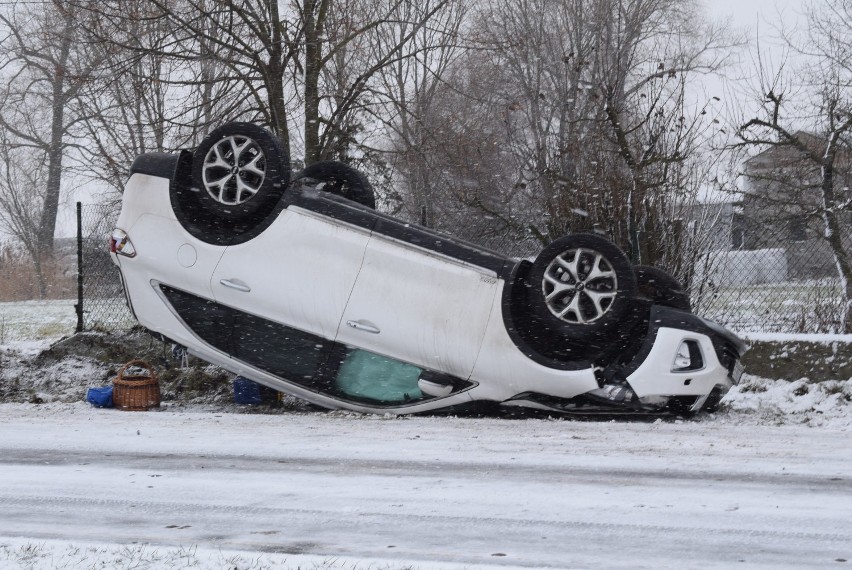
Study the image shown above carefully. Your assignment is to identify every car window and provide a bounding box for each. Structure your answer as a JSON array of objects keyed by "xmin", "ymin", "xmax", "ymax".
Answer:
[
  {"xmin": 160, "ymin": 285, "xmax": 235, "ymax": 353},
  {"xmin": 235, "ymin": 311, "xmax": 330, "ymax": 382},
  {"xmin": 160, "ymin": 284, "xmax": 331, "ymax": 383},
  {"xmin": 334, "ymin": 349, "xmax": 425, "ymax": 404}
]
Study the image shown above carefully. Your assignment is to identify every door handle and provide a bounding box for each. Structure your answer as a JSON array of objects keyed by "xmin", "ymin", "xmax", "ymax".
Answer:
[
  {"xmin": 219, "ymin": 278, "xmax": 251, "ymax": 292},
  {"xmin": 346, "ymin": 320, "xmax": 381, "ymax": 334}
]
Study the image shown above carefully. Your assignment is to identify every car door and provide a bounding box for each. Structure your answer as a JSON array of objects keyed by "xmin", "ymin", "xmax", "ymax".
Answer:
[
  {"xmin": 211, "ymin": 206, "xmax": 371, "ymax": 342},
  {"xmin": 336, "ymin": 232, "xmax": 500, "ymax": 380}
]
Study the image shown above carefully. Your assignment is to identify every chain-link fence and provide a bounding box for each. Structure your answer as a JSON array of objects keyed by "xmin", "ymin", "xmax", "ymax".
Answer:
[
  {"xmin": 690, "ymin": 248, "xmax": 845, "ymax": 334},
  {"xmin": 79, "ymin": 203, "xmax": 135, "ymax": 331},
  {"xmin": 683, "ymin": 191, "xmax": 852, "ymax": 334},
  {"xmin": 463, "ymin": 211, "xmax": 850, "ymax": 334},
  {"xmin": 77, "ymin": 199, "xmax": 850, "ymax": 335}
]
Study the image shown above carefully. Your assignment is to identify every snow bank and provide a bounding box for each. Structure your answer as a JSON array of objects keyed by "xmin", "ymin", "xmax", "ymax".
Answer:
[
  {"xmin": 740, "ymin": 332, "xmax": 852, "ymax": 343},
  {"xmin": 0, "ymin": 537, "xmax": 529, "ymax": 570},
  {"xmin": 719, "ymin": 374, "xmax": 852, "ymax": 428}
]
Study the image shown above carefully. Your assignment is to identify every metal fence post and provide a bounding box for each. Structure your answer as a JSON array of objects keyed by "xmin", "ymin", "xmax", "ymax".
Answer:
[{"xmin": 75, "ymin": 201, "xmax": 84, "ymax": 333}]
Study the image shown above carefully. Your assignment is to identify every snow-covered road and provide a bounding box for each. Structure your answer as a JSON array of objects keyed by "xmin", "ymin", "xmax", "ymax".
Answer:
[{"xmin": 1, "ymin": 404, "xmax": 850, "ymax": 569}]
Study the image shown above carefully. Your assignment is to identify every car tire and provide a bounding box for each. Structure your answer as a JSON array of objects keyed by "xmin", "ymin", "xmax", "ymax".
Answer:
[
  {"xmin": 634, "ymin": 265, "xmax": 691, "ymax": 312},
  {"xmin": 295, "ymin": 160, "xmax": 376, "ymax": 209},
  {"xmin": 192, "ymin": 122, "xmax": 290, "ymax": 223},
  {"xmin": 526, "ymin": 233, "xmax": 637, "ymax": 345}
]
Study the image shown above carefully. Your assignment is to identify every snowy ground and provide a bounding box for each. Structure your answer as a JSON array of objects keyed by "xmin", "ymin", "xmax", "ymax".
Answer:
[
  {"xmin": 0, "ymin": 299, "xmax": 76, "ymax": 344},
  {"xmin": 1, "ymin": 403, "xmax": 851, "ymax": 570},
  {"xmin": 2, "ymin": 300, "xmax": 852, "ymax": 568}
]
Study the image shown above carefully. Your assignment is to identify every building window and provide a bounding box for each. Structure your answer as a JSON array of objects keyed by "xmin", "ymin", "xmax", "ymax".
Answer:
[
  {"xmin": 788, "ymin": 219, "xmax": 807, "ymax": 241},
  {"xmin": 731, "ymin": 212, "xmax": 745, "ymax": 249},
  {"xmin": 732, "ymin": 228, "xmax": 744, "ymax": 249}
]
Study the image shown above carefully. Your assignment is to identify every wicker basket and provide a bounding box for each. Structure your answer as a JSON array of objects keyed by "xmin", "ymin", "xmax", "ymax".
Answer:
[{"xmin": 113, "ymin": 360, "xmax": 161, "ymax": 411}]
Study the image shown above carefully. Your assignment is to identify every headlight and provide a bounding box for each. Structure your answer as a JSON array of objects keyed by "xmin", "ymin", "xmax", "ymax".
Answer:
[
  {"xmin": 672, "ymin": 339, "xmax": 704, "ymax": 372},
  {"xmin": 109, "ymin": 228, "xmax": 137, "ymax": 258}
]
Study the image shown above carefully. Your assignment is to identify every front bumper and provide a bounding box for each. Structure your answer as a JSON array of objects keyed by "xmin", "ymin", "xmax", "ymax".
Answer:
[{"xmin": 616, "ymin": 306, "xmax": 746, "ymax": 399}]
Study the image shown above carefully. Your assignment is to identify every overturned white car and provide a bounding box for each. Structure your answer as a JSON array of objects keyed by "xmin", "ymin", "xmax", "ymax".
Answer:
[{"xmin": 111, "ymin": 122, "xmax": 746, "ymax": 416}]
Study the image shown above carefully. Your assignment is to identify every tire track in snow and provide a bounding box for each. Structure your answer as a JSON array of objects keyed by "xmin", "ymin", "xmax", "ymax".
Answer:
[
  {"xmin": 1, "ymin": 448, "xmax": 849, "ymax": 491},
  {"xmin": 0, "ymin": 493, "xmax": 850, "ymax": 545}
]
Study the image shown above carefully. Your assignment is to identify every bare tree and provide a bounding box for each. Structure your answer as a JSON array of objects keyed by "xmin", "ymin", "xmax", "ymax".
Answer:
[
  {"xmin": 369, "ymin": 0, "xmax": 467, "ymax": 224},
  {"xmin": 0, "ymin": 0, "xmax": 96, "ymax": 258},
  {"xmin": 736, "ymin": 0, "xmax": 852, "ymax": 331},
  {"xmin": 0, "ymin": 128, "xmax": 51, "ymax": 298},
  {"xmin": 74, "ymin": 0, "xmax": 456, "ymax": 166},
  {"xmin": 380, "ymin": 0, "xmax": 737, "ymax": 267},
  {"xmin": 486, "ymin": 0, "xmax": 734, "ymax": 252},
  {"xmin": 72, "ymin": 0, "xmax": 244, "ymax": 199},
  {"xmin": 594, "ymin": 0, "xmax": 735, "ymax": 264},
  {"xmin": 386, "ymin": 53, "xmax": 536, "ymax": 251}
]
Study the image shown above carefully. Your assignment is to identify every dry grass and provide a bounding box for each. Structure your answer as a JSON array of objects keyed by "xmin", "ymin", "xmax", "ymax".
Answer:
[{"xmin": 0, "ymin": 249, "xmax": 74, "ymax": 302}]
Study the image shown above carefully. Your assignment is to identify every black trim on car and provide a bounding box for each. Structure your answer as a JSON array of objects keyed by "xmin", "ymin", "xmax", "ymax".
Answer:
[
  {"xmin": 372, "ymin": 216, "xmax": 512, "ymax": 278},
  {"xmin": 142, "ymin": 150, "xmax": 515, "ymax": 278},
  {"xmin": 285, "ymin": 183, "xmax": 379, "ymax": 235},
  {"xmin": 130, "ymin": 152, "xmax": 180, "ymax": 179},
  {"xmin": 285, "ymin": 184, "xmax": 513, "ymax": 278},
  {"xmin": 502, "ymin": 391, "xmax": 671, "ymax": 416}
]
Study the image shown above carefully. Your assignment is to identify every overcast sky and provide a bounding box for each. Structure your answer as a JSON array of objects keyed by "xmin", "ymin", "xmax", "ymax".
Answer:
[
  {"xmin": 703, "ymin": 0, "xmax": 808, "ymax": 41},
  {"xmin": 694, "ymin": 0, "xmax": 810, "ymax": 129},
  {"xmin": 704, "ymin": 0, "xmax": 801, "ymax": 27},
  {"xmin": 701, "ymin": 0, "xmax": 805, "ymax": 89}
]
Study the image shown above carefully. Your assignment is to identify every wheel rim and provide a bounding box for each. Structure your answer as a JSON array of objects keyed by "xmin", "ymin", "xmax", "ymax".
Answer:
[
  {"xmin": 201, "ymin": 135, "xmax": 266, "ymax": 205},
  {"xmin": 541, "ymin": 247, "xmax": 618, "ymax": 324}
]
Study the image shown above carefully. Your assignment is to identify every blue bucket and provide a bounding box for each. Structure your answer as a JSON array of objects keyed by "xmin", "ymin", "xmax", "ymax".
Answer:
[{"xmin": 233, "ymin": 376, "xmax": 262, "ymax": 405}]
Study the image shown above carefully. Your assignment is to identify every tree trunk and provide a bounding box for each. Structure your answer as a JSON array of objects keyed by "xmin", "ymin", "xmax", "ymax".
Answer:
[
  {"xmin": 38, "ymin": 125, "xmax": 64, "ymax": 258},
  {"xmin": 36, "ymin": 6, "xmax": 73, "ymax": 259},
  {"xmin": 820, "ymin": 162, "xmax": 852, "ymax": 332},
  {"xmin": 33, "ymin": 253, "xmax": 48, "ymax": 300},
  {"xmin": 266, "ymin": 0, "xmax": 290, "ymax": 152},
  {"xmin": 303, "ymin": 0, "xmax": 328, "ymax": 165}
]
